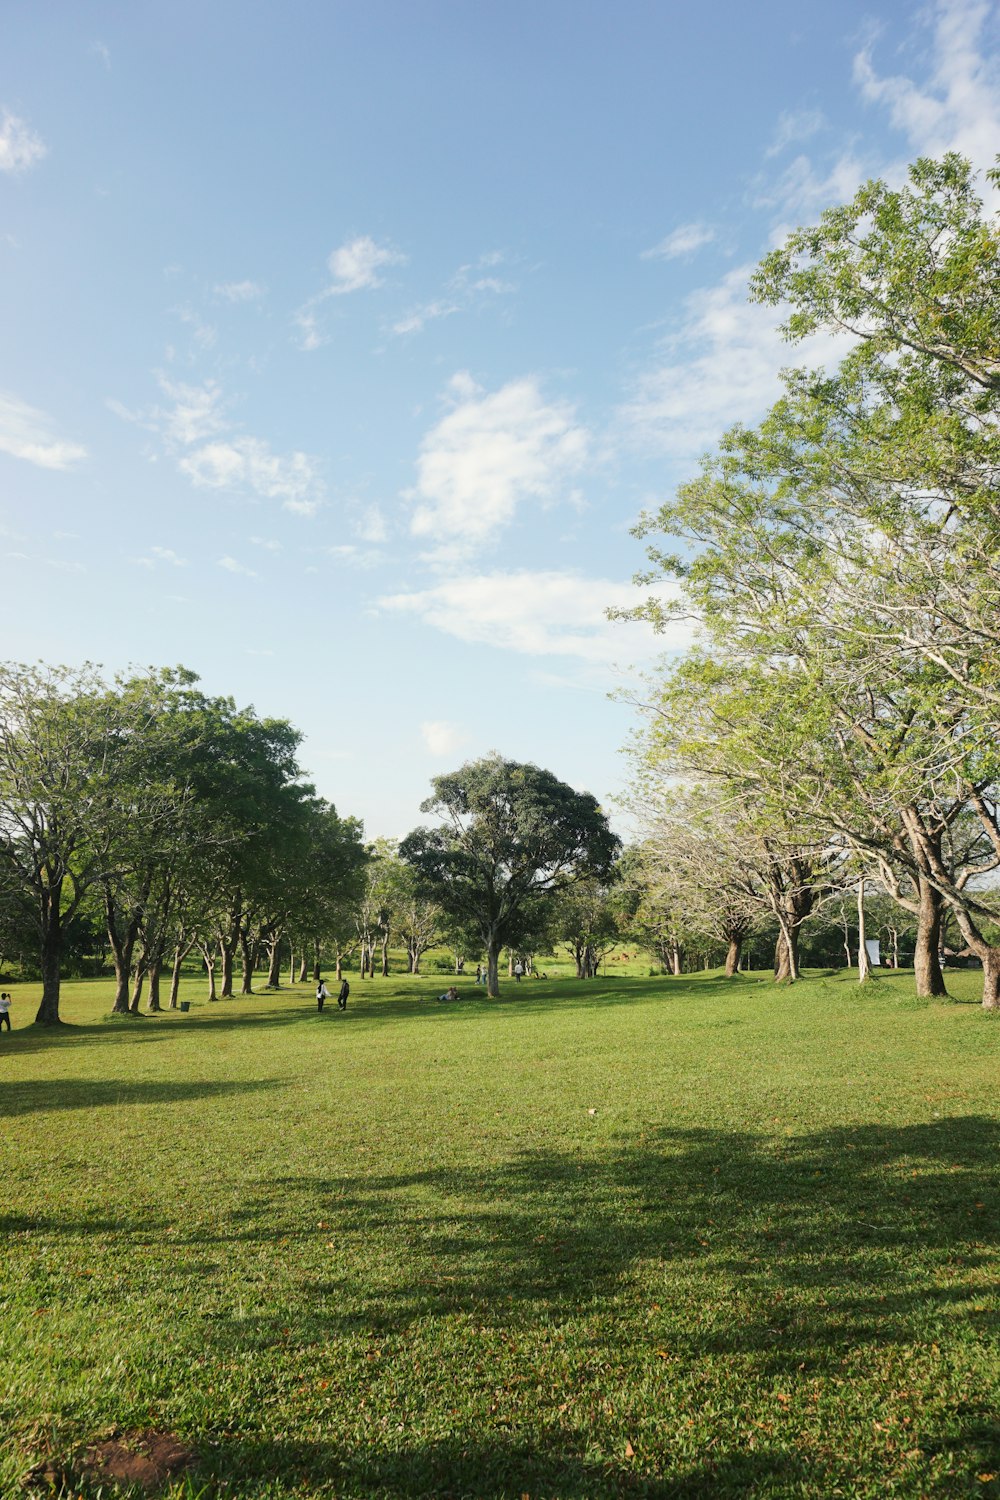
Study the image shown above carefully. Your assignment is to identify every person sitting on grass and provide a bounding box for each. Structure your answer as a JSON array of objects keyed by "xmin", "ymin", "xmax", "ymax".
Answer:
[{"xmin": 436, "ymin": 986, "xmax": 459, "ymax": 1002}]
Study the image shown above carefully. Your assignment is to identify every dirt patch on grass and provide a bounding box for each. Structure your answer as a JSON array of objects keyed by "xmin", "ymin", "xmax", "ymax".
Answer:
[{"xmin": 25, "ymin": 1429, "xmax": 197, "ymax": 1495}]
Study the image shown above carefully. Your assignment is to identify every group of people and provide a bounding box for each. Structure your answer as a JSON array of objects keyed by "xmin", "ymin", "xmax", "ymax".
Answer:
[{"xmin": 316, "ymin": 978, "xmax": 350, "ymax": 1013}]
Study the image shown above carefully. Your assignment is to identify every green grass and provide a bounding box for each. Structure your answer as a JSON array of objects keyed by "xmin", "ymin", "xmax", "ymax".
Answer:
[{"xmin": 1, "ymin": 967, "xmax": 998, "ymax": 1498}]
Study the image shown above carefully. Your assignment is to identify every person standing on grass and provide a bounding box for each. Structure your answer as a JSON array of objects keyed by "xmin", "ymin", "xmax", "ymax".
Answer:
[
  {"xmin": 0, "ymin": 992, "xmax": 10, "ymax": 1032},
  {"xmin": 338, "ymin": 977, "xmax": 349, "ymax": 1010},
  {"xmin": 316, "ymin": 978, "xmax": 329, "ymax": 1012},
  {"xmin": 514, "ymin": 960, "xmax": 524, "ymax": 983}
]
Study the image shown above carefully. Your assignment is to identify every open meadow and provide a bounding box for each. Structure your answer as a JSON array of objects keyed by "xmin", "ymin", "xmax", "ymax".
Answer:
[{"xmin": 1, "ymin": 967, "xmax": 998, "ymax": 1498}]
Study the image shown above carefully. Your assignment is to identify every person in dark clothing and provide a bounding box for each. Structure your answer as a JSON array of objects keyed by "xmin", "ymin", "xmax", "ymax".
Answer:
[{"xmin": 338, "ymin": 979, "xmax": 350, "ymax": 1010}]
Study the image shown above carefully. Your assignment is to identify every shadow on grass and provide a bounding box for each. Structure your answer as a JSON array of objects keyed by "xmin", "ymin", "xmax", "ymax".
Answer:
[
  {"xmin": 147, "ymin": 1114, "xmax": 999, "ymax": 1495},
  {"xmin": 0, "ymin": 1074, "xmax": 287, "ymax": 1118}
]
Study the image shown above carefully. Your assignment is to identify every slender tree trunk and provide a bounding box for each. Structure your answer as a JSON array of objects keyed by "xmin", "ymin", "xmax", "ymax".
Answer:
[
  {"xmin": 671, "ymin": 940, "xmax": 682, "ymax": 977},
  {"xmin": 297, "ymin": 955, "xmax": 308, "ymax": 982},
  {"xmin": 335, "ymin": 953, "xmax": 343, "ymax": 981},
  {"xmin": 200, "ymin": 943, "xmax": 218, "ymax": 1001},
  {"xmin": 168, "ymin": 941, "xmax": 191, "ymax": 1009},
  {"xmin": 288, "ymin": 947, "xmax": 295, "ymax": 984},
  {"xmin": 129, "ymin": 964, "xmax": 144, "ymax": 1014},
  {"xmin": 219, "ymin": 939, "xmax": 235, "ymax": 998},
  {"xmin": 240, "ymin": 931, "xmax": 254, "ymax": 995},
  {"xmin": 913, "ymin": 876, "xmax": 948, "ymax": 998},
  {"xmin": 380, "ymin": 935, "xmax": 389, "ymax": 977},
  {"xmin": 146, "ymin": 962, "xmax": 162, "ymax": 1012},
  {"xmin": 857, "ymin": 879, "xmax": 872, "ymax": 984},
  {"xmin": 266, "ymin": 936, "xmax": 282, "ymax": 988},
  {"xmin": 34, "ymin": 893, "xmax": 63, "ymax": 1025},
  {"xmin": 724, "ymin": 936, "xmax": 742, "ymax": 978}
]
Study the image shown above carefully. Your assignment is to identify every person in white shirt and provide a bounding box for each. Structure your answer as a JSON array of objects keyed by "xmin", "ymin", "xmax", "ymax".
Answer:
[
  {"xmin": 316, "ymin": 979, "xmax": 329, "ymax": 1013},
  {"xmin": 0, "ymin": 992, "xmax": 11, "ymax": 1032}
]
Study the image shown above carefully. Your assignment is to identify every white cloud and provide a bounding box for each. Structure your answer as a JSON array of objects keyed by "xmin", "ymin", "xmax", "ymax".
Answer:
[
  {"xmin": 154, "ymin": 376, "xmax": 228, "ymax": 447},
  {"xmin": 354, "ymin": 504, "xmax": 387, "ymax": 544},
  {"xmin": 0, "ymin": 110, "xmax": 47, "ymax": 173},
  {"xmin": 420, "ymin": 720, "xmax": 467, "ymax": 756},
  {"xmin": 214, "ymin": 279, "xmax": 266, "ymax": 302},
  {"xmin": 150, "ymin": 546, "xmax": 188, "ymax": 566},
  {"xmin": 293, "ymin": 308, "xmax": 325, "ymax": 352},
  {"xmin": 327, "ymin": 235, "xmax": 405, "ymax": 294},
  {"xmin": 181, "ymin": 438, "xmax": 323, "ymax": 515},
  {"xmin": 90, "ymin": 41, "xmax": 111, "ymax": 70},
  {"xmin": 391, "ymin": 299, "xmax": 460, "ymax": 336},
  {"xmin": 327, "ymin": 543, "xmax": 383, "ymax": 569},
  {"xmin": 641, "ymin": 223, "xmax": 716, "ymax": 260},
  {"xmin": 854, "ymin": 0, "xmax": 1000, "ymax": 179},
  {"xmin": 621, "ymin": 266, "xmax": 850, "ymax": 462},
  {"xmin": 407, "ymin": 373, "xmax": 588, "ymax": 558},
  {"xmin": 379, "ymin": 571, "xmax": 692, "ymax": 664},
  {"xmin": 0, "ymin": 391, "xmax": 87, "ymax": 470},
  {"xmin": 218, "ymin": 556, "xmax": 258, "ymax": 578},
  {"xmin": 389, "ymin": 253, "xmax": 516, "ymax": 338},
  {"xmin": 765, "ymin": 108, "xmax": 826, "ymax": 158},
  {"xmin": 249, "ymin": 535, "xmax": 282, "ymax": 551}
]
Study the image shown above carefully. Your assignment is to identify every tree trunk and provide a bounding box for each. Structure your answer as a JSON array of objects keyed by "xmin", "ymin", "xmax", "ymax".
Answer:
[
  {"xmin": 486, "ymin": 939, "xmax": 500, "ymax": 998},
  {"xmin": 335, "ymin": 953, "xmax": 343, "ymax": 981},
  {"xmin": 146, "ymin": 962, "xmax": 162, "ymax": 1012},
  {"xmin": 219, "ymin": 939, "xmax": 235, "ymax": 999},
  {"xmin": 201, "ymin": 943, "xmax": 218, "ymax": 1001},
  {"xmin": 313, "ymin": 940, "xmax": 321, "ymax": 983},
  {"xmin": 266, "ymin": 936, "xmax": 282, "ymax": 988},
  {"xmin": 670, "ymin": 941, "xmax": 682, "ymax": 977},
  {"xmin": 34, "ymin": 893, "xmax": 63, "ymax": 1025},
  {"xmin": 129, "ymin": 965, "xmax": 144, "ymax": 1014},
  {"xmin": 724, "ymin": 936, "xmax": 741, "ymax": 978},
  {"xmin": 380, "ymin": 935, "xmax": 389, "ymax": 977},
  {"xmin": 288, "ymin": 948, "xmax": 295, "ymax": 984},
  {"xmin": 982, "ymin": 951, "xmax": 1000, "ymax": 1010},
  {"xmin": 168, "ymin": 943, "xmax": 187, "ymax": 1008},
  {"xmin": 240, "ymin": 931, "xmax": 254, "ymax": 995},
  {"xmin": 913, "ymin": 876, "xmax": 948, "ymax": 998},
  {"xmin": 298, "ymin": 955, "xmax": 308, "ymax": 982},
  {"xmin": 774, "ymin": 924, "xmax": 800, "ymax": 984},
  {"xmin": 857, "ymin": 879, "xmax": 872, "ymax": 984}
]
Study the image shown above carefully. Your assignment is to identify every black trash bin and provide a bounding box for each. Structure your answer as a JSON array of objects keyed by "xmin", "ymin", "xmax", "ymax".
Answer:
[{"xmin": 179, "ymin": 1001, "xmax": 190, "ymax": 1013}]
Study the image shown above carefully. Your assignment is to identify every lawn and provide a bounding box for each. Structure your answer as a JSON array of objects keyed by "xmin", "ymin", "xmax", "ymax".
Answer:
[{"xmin": 1, "ymin": 967, "xmax": 998, "ymax": 1498}]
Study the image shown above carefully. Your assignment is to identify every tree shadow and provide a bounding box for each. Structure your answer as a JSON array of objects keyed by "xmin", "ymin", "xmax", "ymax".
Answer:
[{"xmin": 0, "ymin": 1075, "xmax": 287, "ymax": 1118}]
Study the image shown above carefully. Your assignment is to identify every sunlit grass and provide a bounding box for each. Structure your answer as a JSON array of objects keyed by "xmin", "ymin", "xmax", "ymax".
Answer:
[{"xmin": 2, "ymin": 966, "xmax": 998, "ymax": 1497}]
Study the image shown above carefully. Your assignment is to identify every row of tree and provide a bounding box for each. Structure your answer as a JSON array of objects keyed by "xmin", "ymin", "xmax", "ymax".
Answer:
[
  {"xmin": 0, "ymin": 664, "xmax": 367, "ymax": 1024},
  {"xmin": 621, "ymin": 154, "xmax": 1000, "ymax": 1008}
]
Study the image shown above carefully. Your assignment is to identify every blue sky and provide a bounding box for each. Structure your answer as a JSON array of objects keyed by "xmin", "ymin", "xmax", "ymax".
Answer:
[{"xmin": 2, "ymin": 0, "xmax": 999, "ymax": 839}]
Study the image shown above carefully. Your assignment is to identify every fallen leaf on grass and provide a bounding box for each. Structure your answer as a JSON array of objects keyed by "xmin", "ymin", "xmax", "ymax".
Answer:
[{"xmin": 625, "ymin": 1440, "xmax": 635, "ymax": 1458}]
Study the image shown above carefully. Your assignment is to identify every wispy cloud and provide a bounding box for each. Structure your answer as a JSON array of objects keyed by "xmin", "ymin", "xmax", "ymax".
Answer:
[
  {"xmin": 182, "ymin": 439, "xmax": 323, "ymax": 516},
  {"xmin": 854, "ymin": 0, "xmax": 1000, "ymax": 180},
  {"xmin": 90, "ymin": 41, "xmax": 111, "ymax": 70},
  {"xmin": 0, "ymin": 391, "xmax": 86, "ymax": 470},
  {"xmin": 379, "ymin": 571, "xmax": 690, "ymax": 664},
  {"xmin": 641, "ymin": 223, "xmax": 716, "ymax": 261},
  {"xmin": 214, "ymin": 279, "xmax": 266, "ymax": 303},
  {"xmin": 620, "ymin": 265, "xmax": 850, "ymax": 463},
  {"xmin": 765, "ymin": 108, "xmax": 826, "ymax": 158},
  {"xmin": 218, "ymin": 556, "xmax": 258, "ymax": 578},
  {"xmin": 0, "ymin": 110, "xmax": 47, "ymax": 173},
  {"xmin": 294, "ymin": 235, "xmax": 406, "ymax": 349},
  {"xmin": 407, "ymin": 372, "xmax": 588, "ymax": 560},
  {"xmin": 328, "ymin": 235, "xmax": 405, "ymax": 294},
  {"xmin": 390, "ymin": 252, "xmax": 516, "ymax": 338},
  {"xmin": 420, "ymin": 720, "xmax": 467, "ymax": 756}
]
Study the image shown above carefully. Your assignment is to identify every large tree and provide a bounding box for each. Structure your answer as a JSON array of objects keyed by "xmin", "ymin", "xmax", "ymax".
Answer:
[{"xmin": 401, "ymin": 755, "xmax": 620, "ymax": 996}]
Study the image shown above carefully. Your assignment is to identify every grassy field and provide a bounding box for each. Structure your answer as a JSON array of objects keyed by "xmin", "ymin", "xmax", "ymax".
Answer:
[{"xmin": 1, "ymin": 966, "xmax": 998, "ymax": 1498}]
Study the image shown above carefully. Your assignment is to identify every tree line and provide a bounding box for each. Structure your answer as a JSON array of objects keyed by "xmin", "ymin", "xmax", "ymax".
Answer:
[{"xmin": 620, "ymin": 153, "xmax": 1000, "ymax": 1008}]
